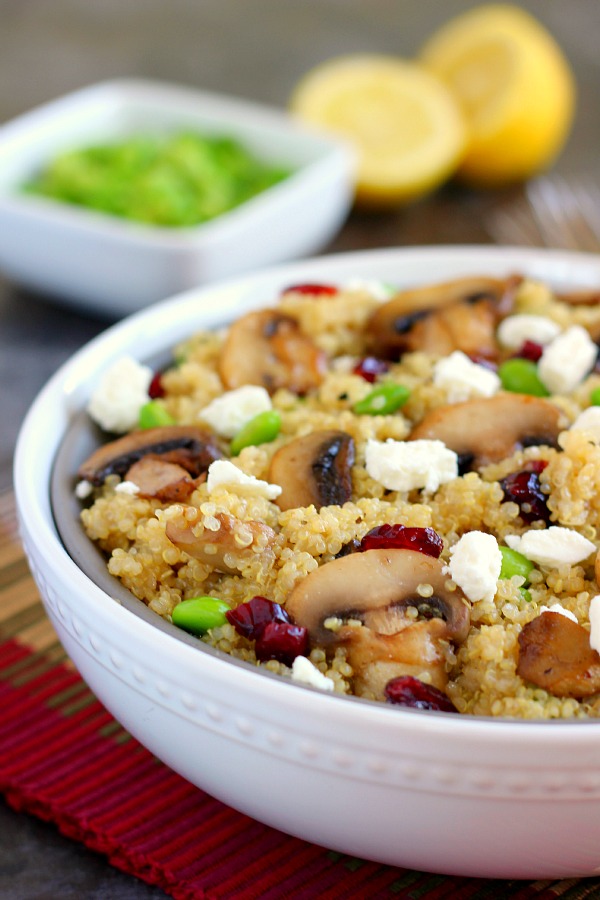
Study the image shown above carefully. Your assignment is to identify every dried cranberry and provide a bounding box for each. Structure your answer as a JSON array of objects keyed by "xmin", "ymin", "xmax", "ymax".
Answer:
[
  {"xmin": 385, "ymin": 676, "xmax": 458, "ymax": 712},
  {"xmin": 148, "ymin": 371, "xmax": 166, "ymax": 399},
  {"xmin": 500, "ymin": 462, "xmax": 551, "ymax": 524},
  {"xmin": 282, "ymin": 283, "xmax": 338, "ymax": 296},
  {"xmin": 352, "ymin": 356, "xmax": 390, "ymax": 383},
  {"xmin": 514, "ymin": 340, "xmax": 544, "ymax": 363},
  {"xmin": 359, "ymin": 524, "xmax": 443, "ymax": 558},
  {"xmin": 255, "ymin": 621, "xmax": 309, "ymax": 666},
  {"xmin": 226, "ymin": 595, "xmax": 290, "ymax": 641}
]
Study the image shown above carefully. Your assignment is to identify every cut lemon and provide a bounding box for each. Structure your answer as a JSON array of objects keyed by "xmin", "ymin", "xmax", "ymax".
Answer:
[
  {"xmin": 289, "ymin": 54, "xmax": 466, "ymax": 207},
  {"xmin": 420, "ymin": 4, "xmax": 576, "ymax": 187}
]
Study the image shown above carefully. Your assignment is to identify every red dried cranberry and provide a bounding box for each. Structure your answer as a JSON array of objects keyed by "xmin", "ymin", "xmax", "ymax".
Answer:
[
  {"xmin": 148, "ymin": 371, "xmax": 166, "ymax": 399},
  {"xmin": 255, "ymin": 621, "xmax": 309, "ymax": 666},
  {"xmin": 514, "ymin": 340, "xmax": 544, "ymax": 363},
  {"xmin": 359, "ymin": 524, "xmax": 443, "ymax": 558},
  {"xmin": 282, "ymin": 283, "xmax": 338, "ymax": 296},
  {"xmin": 385, "ymin": 675, "xmax": 458, "ymax": 712},
  {"xmin": 352, "ymin": 356, "xmax": 390, "ymax": 383},
  {"xmin": 500, "ymin": 462, "xmax": 550, "ymax": 524},
  {"xmin": 225, "ymin": 595, "xmax": 289, "ymax": 641}
]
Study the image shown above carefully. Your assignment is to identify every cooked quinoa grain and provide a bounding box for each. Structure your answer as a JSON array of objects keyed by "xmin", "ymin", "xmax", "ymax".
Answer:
[{"xmin": 79, "ymin": 275, "xmax": 600, "ymax": 718}]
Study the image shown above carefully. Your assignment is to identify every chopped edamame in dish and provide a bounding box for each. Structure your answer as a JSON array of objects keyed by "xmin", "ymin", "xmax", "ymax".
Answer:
[
  {"xmin": 22, "ymin": 131, "xmax": 292, "ymax": 227},
  {"xmin": 75, "ymin": 273, "xmax": 600, "ymax": 718}
]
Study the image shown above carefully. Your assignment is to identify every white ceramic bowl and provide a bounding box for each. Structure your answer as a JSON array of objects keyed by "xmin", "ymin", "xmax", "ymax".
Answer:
[
  {"xmin": 0, "ymin": 79, "xmax": 354, "ymax": 317},
  {"xmin": 14, "ymin": 246, "xmax": 600, "ymax": 881}
]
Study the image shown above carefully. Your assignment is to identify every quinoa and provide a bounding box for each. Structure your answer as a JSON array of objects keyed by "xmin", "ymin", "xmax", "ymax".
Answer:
[{"xmin": 79, "ymin": 276, "xmax": 600, "ymax": 719}]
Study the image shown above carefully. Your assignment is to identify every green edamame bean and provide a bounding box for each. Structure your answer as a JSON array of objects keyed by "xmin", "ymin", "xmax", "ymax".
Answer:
[
  {"xmin": 172, "ymin": 596, "xmax": 231, "ymax": 635},
  {"xmin": 498, "ymin": 359, "xmax": 549, "ymax": 397},
  {"xmin": 520, "ymin": 588, "xmax": 533, "ymax": 603},
  {"xmin": 230, "ymin": 410, "xmax": 281, "ymax": 456},
  {"xmin": 590, "ymin": 387, "xmax": 600, "ymax": 406},
  {"xmin": 353, "ymin": 383, "xmax": 410, "ymax": 416},
  {"xmin": 499, "ymin": 546, "xmax": 534, "ymax": 583},
  {"xmin": 138, "ymin": 400, "xmax": 175, "ymax": 429}
]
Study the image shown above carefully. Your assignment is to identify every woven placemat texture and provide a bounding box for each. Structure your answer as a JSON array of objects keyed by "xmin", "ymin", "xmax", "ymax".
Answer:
[{"xmin": 2, "ymin": 491, "xmax": 599, "ymax": 899}]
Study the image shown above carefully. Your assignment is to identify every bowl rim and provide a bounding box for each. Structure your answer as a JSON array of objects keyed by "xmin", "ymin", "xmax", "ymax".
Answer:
[
  {"xmin": 15, "ymin": 243, "xmax": 600, "ymax": 738},
  {"xmin": 0, "ymin": 76, "xmax": 355, "ymax": 247}
]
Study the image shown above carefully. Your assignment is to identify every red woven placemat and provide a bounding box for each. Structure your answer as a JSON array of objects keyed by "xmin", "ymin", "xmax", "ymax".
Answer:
[{"xmin": 2, "ymin": 492, "xmax": 600, "ymax": 899}]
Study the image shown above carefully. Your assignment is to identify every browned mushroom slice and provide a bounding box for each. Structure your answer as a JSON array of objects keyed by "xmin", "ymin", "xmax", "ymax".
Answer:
[
  {"xmin": 557, "ymin": 288, "xmax": 600, "ymax": 306},
  {"xmin": 218, "ymin": 309, "xmax": 326, "ymax": 394},
  {"xmin": 409, "ymin": 394, "xmax": 562, "ymax": 470},
  {"xmin": 365, "ymin": 275, "xmax": 520, "ymax": 360},
  {"xmin": 78, "ymin": 426, "xmax": 222, "ymax": 486},
  {"xmin": 286, "ymin": 548, "xmax": 470, "ymax": 698},
  {"xmin": 124, "ymin": 457, "xmax": 198, "ymax": 503},
  {"xmin": 268, "ymin": 430, "xmax": 355, "ymax": 511},
  {"xmin": 517, "ymin": 611, "xmax": 600, "ymax": 698},
  {"xmin": 165, "ymin": 507, "xmax": 276, "ymax": 574}
]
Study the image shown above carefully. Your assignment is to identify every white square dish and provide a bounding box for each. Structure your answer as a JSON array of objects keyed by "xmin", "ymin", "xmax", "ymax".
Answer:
[{"xmin": 0, "ymin": 79, "xmax": 355, "ymax": 317}]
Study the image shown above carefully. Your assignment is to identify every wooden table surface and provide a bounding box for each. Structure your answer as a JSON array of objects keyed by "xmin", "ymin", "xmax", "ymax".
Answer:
[{"xmin": 1, "ymin": 1, "xmax": 599, "ymax": 896}]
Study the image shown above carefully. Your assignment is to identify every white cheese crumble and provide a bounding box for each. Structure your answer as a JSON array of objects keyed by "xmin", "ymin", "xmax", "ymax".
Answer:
[
  {"xmin": 445, "ymin": 531, "xmax": 502, "ymax": 603},
  {"xmin": 75, "ymin": 479, "xmax": 94, "ymax": 499},
  {"xmin": 206, "ymin": 460, "xmax": 282, "ymax": 500},
  {"xmin": 432, "ymin": 350, "xmax": 500, "ymax": 403},
  {"xmin": 539, "ymin": 603, "xmax": 578, "ymax": 623},
  {"xmin": 496, "ymin": 314, "xmax": 561, "ymax": 350},
  {"xmin": 505, "ymin": 527, "xmax": 596, "ymax": 568},
  {"xmin": 291, "ymin": 656, "xmax": 335, "ymax": 691},
  {"xmin": 115, "ymin": 480, "xmax": 140, "ymax": 495},
  {"xmin": 589, "ymin": 595, "xmax": 600, "ymax": 653},
  {"xmin": 537, "ymin": 325, "xmax": 597, "ymax": 394},
  {"xmin": 198, "ymin": 385, "xmax": 272, "ymax": 438},
  {"xmin": 569, "ymin": 406, "xmax": 600, "ymax": 439},
  {"xmin": 343, "ymin": 278, "xmax": 395, "ymax": 301},
  {"xmin": 365, "ymin": 438, "xmax": 458, "ymax": 493},
  {"xmin": 87, "ymin": 356, "xmax": 153, "ymax": 433}
]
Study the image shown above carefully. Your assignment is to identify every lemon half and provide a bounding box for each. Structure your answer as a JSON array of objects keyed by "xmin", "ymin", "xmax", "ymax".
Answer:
[
  {"xmin": 420, "ymin": 4, "xmax": 576, "ymax": 187},
  {"xmin": 289, "ymin": 54, "xmax": 467, "ymax": 207}
]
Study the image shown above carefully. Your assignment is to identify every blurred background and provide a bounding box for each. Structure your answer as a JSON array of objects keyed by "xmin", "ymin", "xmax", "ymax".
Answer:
[{"xmin": 1, "ymin": 1, "xmax": 599, "ymax": 896}]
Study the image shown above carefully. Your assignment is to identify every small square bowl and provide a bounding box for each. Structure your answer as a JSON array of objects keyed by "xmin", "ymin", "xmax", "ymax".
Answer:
[{"xmin": 0, "ymin": 78, "xmax": 355, "ymax": 317}]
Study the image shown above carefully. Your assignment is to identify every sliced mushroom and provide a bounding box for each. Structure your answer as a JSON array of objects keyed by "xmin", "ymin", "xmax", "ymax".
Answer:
[
  {"xmin": 124, "ymin": 457, "xmax": 199, "ymax": 503},
  {"xmin": 78, "ymin": 425, "xmax": 222, "ymax": 486},
  {"xmin": 218, "ymin": 309, "xmax": 326, "ymax": 395},
  {"xmin": 365, "ymin": 275, "xmax": 520, "ymax": 360},
  {"xmin": 557, "ymin": 288, "xmax": 600, "ymax": 307},
  {"xmin": 517, "ymin": 611, "xmax": 600, "ymax": 698},
  {"xmin": 285, "ymin": 548, "xmax": 470, "ymax": 698},
  {"xmin": 165, "ymin": 506, "xmax": 276, "ymax": 575},
  {"xmin": 409, "ymin": 394, "xmax": 562, "ymax": 470},
  {"xmin": 268, "ymin": 430, "xmax": 355, "ymax": 511}
]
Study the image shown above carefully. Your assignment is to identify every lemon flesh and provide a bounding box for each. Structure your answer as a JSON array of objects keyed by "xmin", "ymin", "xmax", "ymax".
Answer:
[
  {"xmin": 420, "ymin": 4, "xmax": 576, "ymax": 187},
  {"xmin": 289, "ymin": 55, "xmax": 466, "ymax": 207}
]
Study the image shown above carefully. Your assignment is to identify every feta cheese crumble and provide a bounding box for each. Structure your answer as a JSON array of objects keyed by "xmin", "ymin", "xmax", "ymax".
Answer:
[
  {"xmin": 343, "ymin": 278, "xmax": 395, "ymax": 301},
  {"xmin": 87, "ymin": 356, "xmax": 153, "ymax": 433},
  {"xmin": 75, "ymin": 479, "xmax": 94, "ymax": 500},
  {"xmin": 115, "ymin": 480, "xmax": 140, "ymax": 495},
  {"xmin": 206, "ymin": 460, "xmax": 282, "ymax": 500},
  {"xmin": 537, "ymin": 325, "xmax": 597, "ymax": 394},
  {"xmin": 569, "ymin": 405, "xmax": 600, "ymax": 439},
  {"xmin": 365, "ymin": 438, "xmax": 458, "ymax": 493},
  {"xmin": 539, "ymin": 603, "xmax": 578, "ymax": 623},
  {"xmin": 291, "ymin": 656, "xmax": 335, "ymax": 691},
  {"xmin": 198, "ymin": 385, "xmax": 272, "ymax": 438},
  {"xmin": 433, "ymin": 350, "xmax": 500, "ymax": 403},
  {"xmin": 505, "ymin": 527, "xmax": 596, "ymax": 568},
  {"xmin": 589, "ymin": 595, "xmax": 600, "ymax": 653},
  {"xmin": 445, "ymin": 531, "xmax": 502, "ymax": 603},
  {"xmin": 496, "ymin": 314, "xmax": 561, "ymax": 350}
]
